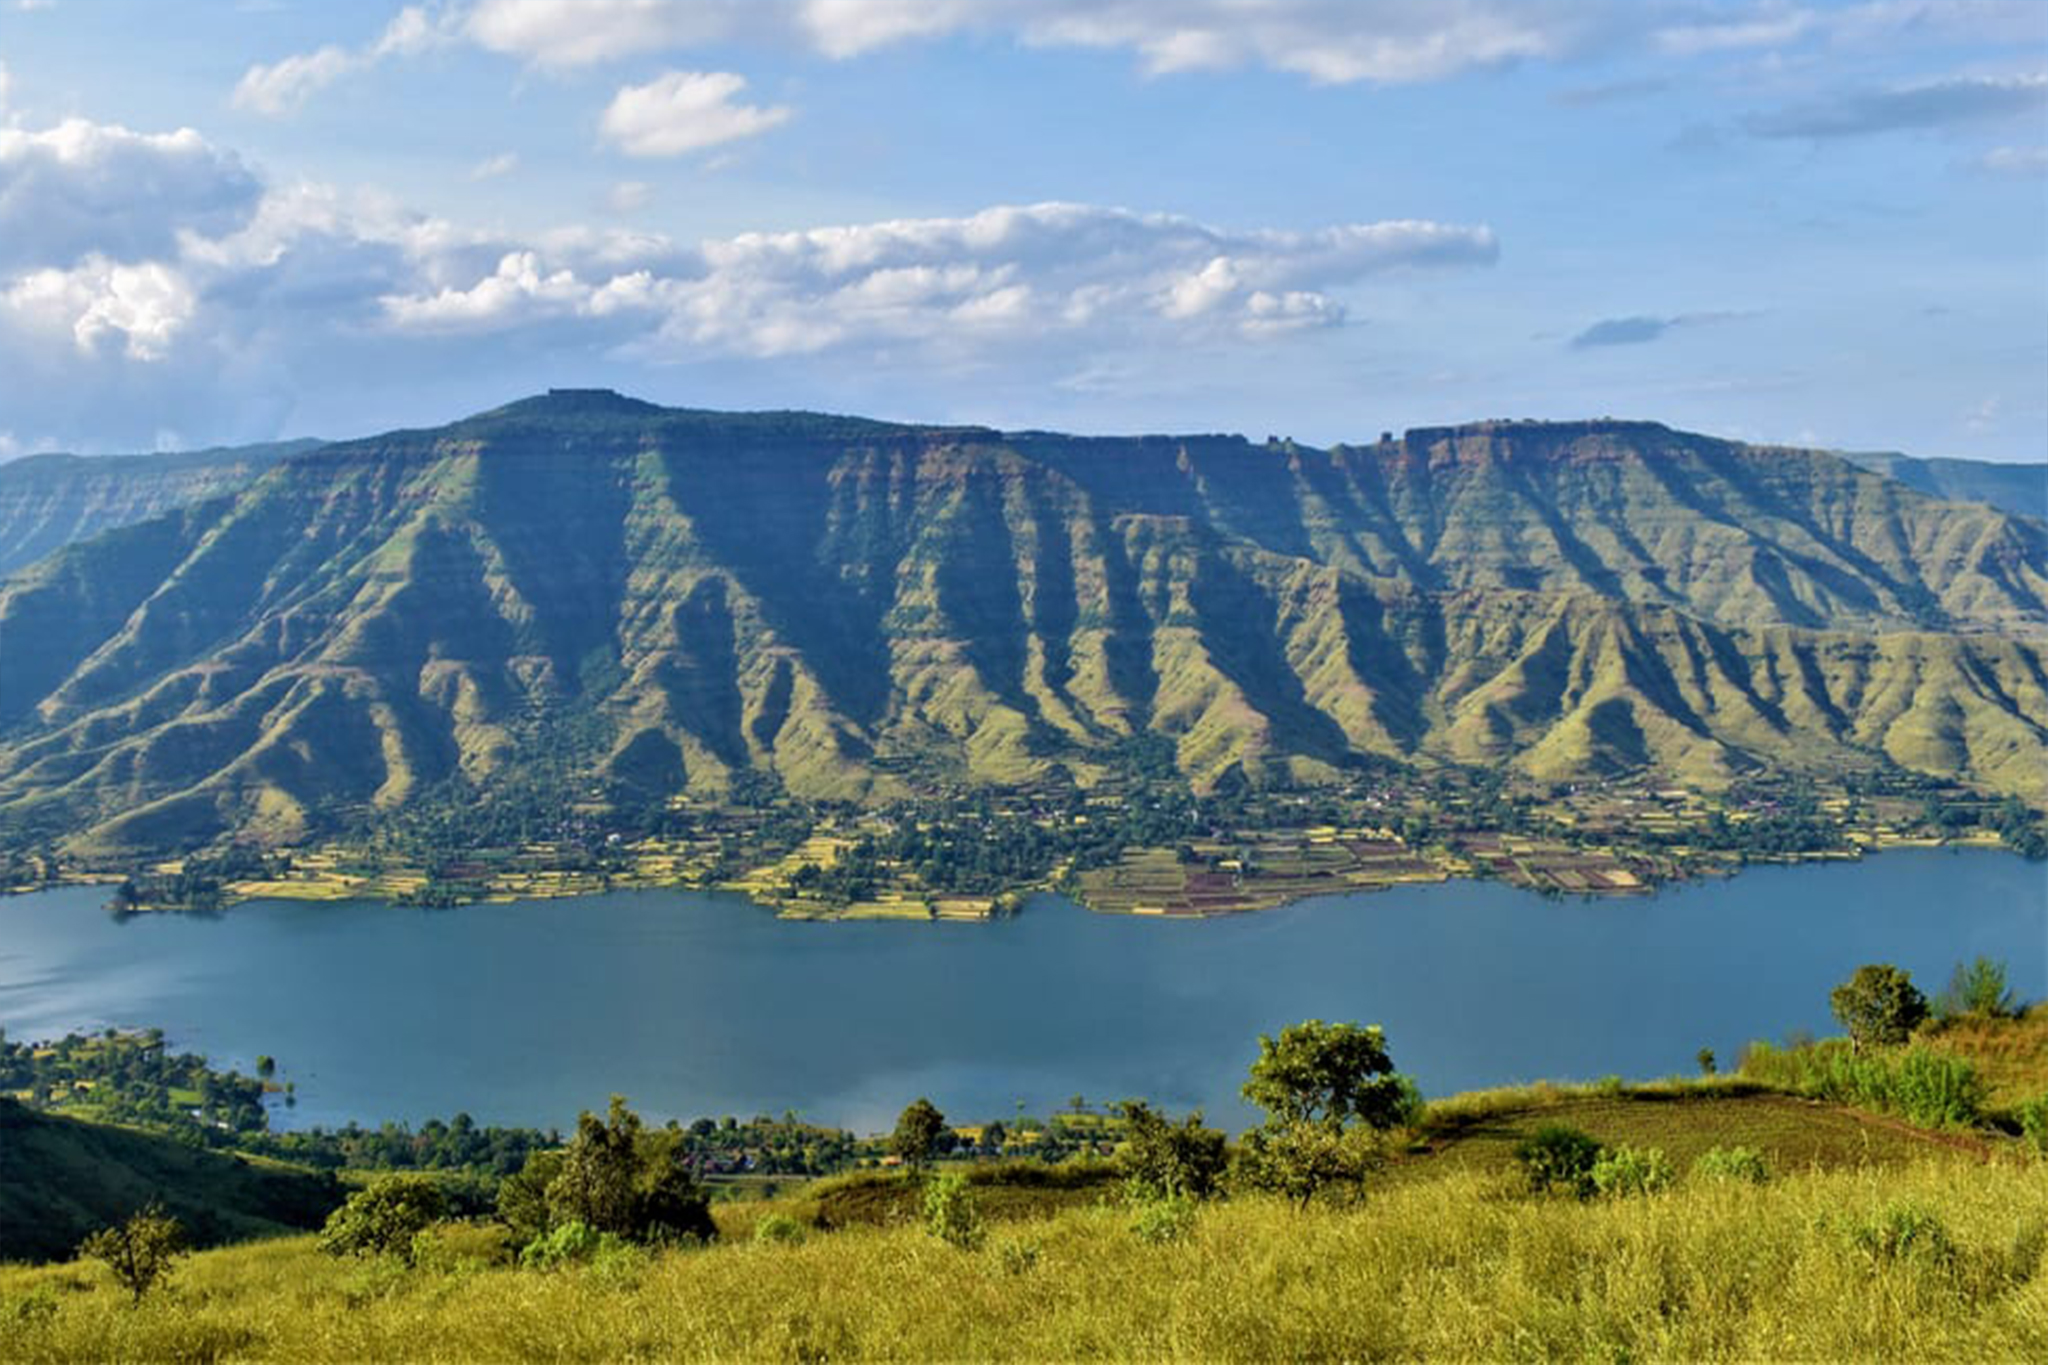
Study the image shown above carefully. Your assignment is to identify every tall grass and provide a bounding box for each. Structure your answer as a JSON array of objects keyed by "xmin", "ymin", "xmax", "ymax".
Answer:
[
  {"xmin": 1741, "ymin": 1039, "xmax": 1986, "ymax": 1127},
  {"xmin": 2, "ymin": 1158, "xmax": 2041, "ymax": 1362}
]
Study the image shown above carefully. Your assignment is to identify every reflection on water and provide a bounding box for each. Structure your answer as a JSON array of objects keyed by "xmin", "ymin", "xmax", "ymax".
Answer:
[{"xmin": 0, "ymin": 849, "xmax": 2041, "ymax": 1133}]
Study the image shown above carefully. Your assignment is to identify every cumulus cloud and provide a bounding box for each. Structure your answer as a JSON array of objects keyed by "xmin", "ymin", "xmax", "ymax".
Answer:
[
  {"xmin": 600, "ymin": 71, "xmax": 792, "ymax": 156},
  {"xmin": 1746, "ymin": 72, "xmax": 2048, "ymax": 139},
  {"xmin": 0, "ymin": 111, "xmax": 1499, "ymax": 449},
  {"xmin": 0, "ymin": 120, "xmax": 262, "ymax": 270},
  {"xmin": 378, "ymin": 204, "xmax": 1498, "ymax": 355}
]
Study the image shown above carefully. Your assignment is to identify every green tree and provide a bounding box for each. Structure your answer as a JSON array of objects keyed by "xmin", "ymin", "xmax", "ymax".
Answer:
[
  {"xmin": 319, "ymin": 1175, "xmax": 448, "ymax": 1264},
  {"xmin": 80, "ymin": 1206, "xmax": 186, "ymax": 1303},
  {"xmin": 1242, "ymin": 1019, "xmax": 1416, "ymax": 1129},
  {"xmin": 1115, "ymin": 1100, "xmax": 1227, "ymax": 1200},
  {"xmin": 890, "ymin": 1097, "xmax": 948, "ymax": 1170},
  {"xmin": 1236, "ymin": 1019, "xmax": 1420, "ymax": 1206},
  {"xmin": 540, "ymin": 1095, "xmax": 715, "ymax": 1245},
  {"xmin": 1831, "ymin": 963, "xmax": 1929, "ymax": 1050}
]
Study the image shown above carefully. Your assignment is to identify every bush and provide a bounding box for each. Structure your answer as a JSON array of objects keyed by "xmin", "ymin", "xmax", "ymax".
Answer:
[
  {"xmin": 504, "ymin": 1096, "xmax": 715, "ymax": 1249},
  {"xmin": 319, "ymin": 1176, "xmax": 448, "ymax": 1265},
  {"xmin": 1115, "ymin": 1100, "xmax": 1227, "ymax": 1201},
  {"xmin": 1692, "ymin": 1145, "xmax": 1770, "ymax": 1185},
  {"xmin": 1739, "ymin": 1040, "xmax": 1983, "ymax": 1128},
  {"xmin": 1591, "ymin": 1144, "xmax": 1674, "ymax": 1198},
  {"xmin": 2016, "ymin": 1094, "xmax": 2048, "ymax": 1155},
  {"xmin": 753, "ymin": 1213, "xmax": 806, "ymax": 1245},
  {"xmin": 1850, "ymin": 1203, "xmax": 1955, "ymax": 1269},
  {"xmin": 518, "ymin": 1220, "xmax": 633, "ymax": 1270},
  {"xmin": 991, "ymin": 1235, "xmax": 1041, "ymax": 1275},
  {"xmin": 1514, "ymin": 1124, "xmax": 1603, "ymax": 1198},
  {"xmin": 923, "ymin": 1172, "xmax": 984, "ymax": 1251},
  {"xmin": 1129, "ymin": 1194, "xmax": 1198, "ymax": 1245},
  {"xmin": 1934, "ymin": 957, "xmax": 2020, "ymax": 1020}
]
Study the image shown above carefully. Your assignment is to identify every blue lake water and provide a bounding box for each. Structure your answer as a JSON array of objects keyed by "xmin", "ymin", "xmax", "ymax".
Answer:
[{"xmin": 1, "ymin": 849, "xmax": 2041, "ymax": 1134}]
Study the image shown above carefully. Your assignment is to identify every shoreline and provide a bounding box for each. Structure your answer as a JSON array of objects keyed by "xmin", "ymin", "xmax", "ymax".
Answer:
[{"xmin": 4, "ymin": 830, "xmax": 2016, "ymax": 920}]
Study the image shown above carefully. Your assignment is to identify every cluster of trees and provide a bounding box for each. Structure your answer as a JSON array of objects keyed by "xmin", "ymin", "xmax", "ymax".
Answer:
[{"xmin": 0, "ymin": 1028, "xmax": 268, "ymax": 1135}]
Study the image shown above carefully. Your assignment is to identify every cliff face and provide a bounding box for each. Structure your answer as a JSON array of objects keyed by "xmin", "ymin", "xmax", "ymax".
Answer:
[{"xmin": 1, "ymin": 394, "xmax": 2041, "ymax": 853}]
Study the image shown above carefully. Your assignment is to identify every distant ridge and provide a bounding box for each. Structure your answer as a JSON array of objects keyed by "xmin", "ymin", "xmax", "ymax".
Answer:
[
  {"xmin": 0, "ymin": 395, "xmax": 2041, "ymax": 854},
  {"xmin": 1840, "ymin": 450, "xmax": 2045, "ymax": 522}
]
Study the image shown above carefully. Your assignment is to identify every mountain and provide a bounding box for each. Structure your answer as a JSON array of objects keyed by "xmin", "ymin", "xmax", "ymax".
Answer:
[
  {"xmin": 0, "ymin": 391, "xmax": 2042, "ymax": 855},
  {"xmin": 0, "ymin": 1098, "xmax": 341, "ymax": 1263},
  {"xmin": 1840, "ymin": 450, "xmax": 2045, "ymax": 522},
  {"xmin": 0, "ymin": 440, "xmax": 319, "ymax": 579}
]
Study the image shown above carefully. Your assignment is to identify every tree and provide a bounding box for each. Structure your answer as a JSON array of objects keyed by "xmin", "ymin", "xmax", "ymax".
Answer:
[
  {"xmin": 318, "ymin": 1175, "xmax": 448, "ymax": 1264},
  {"xmin": 1830, "ymin": 963, "xmax": 1929, "ymax": 1050},
  {"xmin": 1242, "ymin": 1019, "xmax": 1416, "ymax": 1130},
  {"xmin": 1115, "ymin": 1100, "xmax": 1228, "ymax": 1200},
  {"xmin": 890, "ymin": 1097, "xmax": 947, "ymax": 1170},
  {"xmin": 80, "ymin": 1206, "xmax": 185, "ymax": 1303},
  {"xmin": 1236, "ymin": 1019, "xmax": 1421, "ymax": 1206},
  {"xmin": 540, "ymin": 1095, "xmax": 715, "ymax": 1245}
]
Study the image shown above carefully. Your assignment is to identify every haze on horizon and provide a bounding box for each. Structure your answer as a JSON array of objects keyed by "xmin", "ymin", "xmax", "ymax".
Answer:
[{"xmin": 0, "ymin": 0, "xmax": 2042, "ymax": 462}]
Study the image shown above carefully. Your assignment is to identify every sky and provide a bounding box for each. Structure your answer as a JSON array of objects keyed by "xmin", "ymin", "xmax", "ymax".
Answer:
[{"xmin": 0, "ymin": 1, "xmax": 2043, "ymax": 461}]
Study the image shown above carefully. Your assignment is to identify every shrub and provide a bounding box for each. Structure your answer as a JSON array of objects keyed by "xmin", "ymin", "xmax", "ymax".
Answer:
[
  {"xmin": 507, "ymin": 1096, "xmax": 715, "ymax": 1249},
  {"xmin": 319, "ymin": 1176, "xmax": 448, "ymax": 1265},
  {"xmin": 753, "ymin": 1213, "xmax": 806, "ymax": 1246},
  {"xmin": 1514, "ymin": 1124, "xmax": 1603, "ymax": 1198},
  {"xmin": 1591, "ymin": 1144, "xmax": 1674, "ymax": 1198},
  {"xmin": 518, "ymin": 1220, "xmax": 632, "ymax": 1270},
  {"xmin": 1888, "ymin": 1050, "xmax": 1986, "ymax": 1128},
  {"xmin": 1738, "ymin": 1040, "xmax": 1983, "ymax": 1128},
  {"xmin": 1850, "ymin": 1203, "xmax": 1955, "ymax": 1269},
  {"xmin": 1933, "ymin": 957, "xmax": 2020, "ymax": 1020},
  {"xmin": 991, "ymin": 1235, "xmax": 1041, "ymax": 1275},
  {"xmin": 1129, "ymin": 1194, "xmax": 1198, "ymax": 1245},
  {"xmin": 1692, "ymin": 1145, "xmax": 1770, "ymax": 1185},
  {"xmin": 79, "ymin": 1206, "xmax": 185, "ymax": 1304},
  {"xmin": 923, "ymin": 1172, "xmax": 984, "ymax": 1251},
  {"xmin": 1115, "ymin": 1100, "xmax": 1228, "ymax": 1201},
  {"xmin": 2016, "ymin": 1094, "xmax": 2048, "ymax": 1156}
]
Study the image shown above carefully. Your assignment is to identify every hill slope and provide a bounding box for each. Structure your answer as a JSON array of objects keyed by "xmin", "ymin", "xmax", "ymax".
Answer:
[
  {"xmin": 0, "ymin": 1098, "xmax": 341, "ymax": 1263},
  {"xmin": 0, "ymin": 441, "xmax": 318, "ymax": 579},
  {"xmin": 1842, "ymin": 450, "xmax": 2045, "ymax": 522},
  {"xmin": 0, "ymin": 393, "xmax": 2042, "ymax": 854}
]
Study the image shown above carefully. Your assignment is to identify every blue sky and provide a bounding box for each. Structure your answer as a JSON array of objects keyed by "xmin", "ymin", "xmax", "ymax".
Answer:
[{"xmin": 0, "ymin": 1, "xmax": 2042, "ymax": 460}]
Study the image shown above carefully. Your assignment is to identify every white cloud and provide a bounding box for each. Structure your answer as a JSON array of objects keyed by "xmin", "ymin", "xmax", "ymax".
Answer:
[
  {"xmin": 0, "ymin": 111, "xmax": 1497, "ymax": 449},
  {"xmin": 233, "ymin": 6, "xmax": 455, "ymax": 116},
  {"xmin": 600, "ymin": 70, "xmax": 792, "ymax": 156},
  {"xmin": 0, "ymin": 61, "xmax": 13, "ymax": 114},
  {"xmin": 1974, "ymin": 144, "xmax": 2048, "ymax": 177},
  {"xmin": 607, "ymin": 180, "xmax": 653, "ymax": 212},
  {"xmin": 465, "ymin": 0, "xmax": 759, "ymax": 68},
  {"xmin": 469, "ymin": 151, "xmax": 520, "ymax": 180},
  {"xmin": 0, "ymin": 120, "xmax": 261, "ymax": 269}
]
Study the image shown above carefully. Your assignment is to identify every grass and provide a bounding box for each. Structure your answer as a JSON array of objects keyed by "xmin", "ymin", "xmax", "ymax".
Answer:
[
  {"xmin": 1921, "ymin": 1003, "xmax": 2048, "ymax": 1112},
  {"xmin": 3, "ymin": 1156, "xmax": 2041, "ymax": 1362}
]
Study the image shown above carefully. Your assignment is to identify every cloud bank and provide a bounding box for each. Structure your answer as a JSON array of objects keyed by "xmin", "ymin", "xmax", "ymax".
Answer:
[{"xmin": 0, "ymin": 114, "xmax": 1497, "ymax": 448}]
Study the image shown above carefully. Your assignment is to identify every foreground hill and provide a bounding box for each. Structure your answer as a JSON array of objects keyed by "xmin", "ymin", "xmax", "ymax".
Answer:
[
  {"xmin": 2, "ymin": 1156, "xmax": 2038, "ymax": 1361},
  {"xmin": 0, "ymin": 1099, "xmax": 341, "ymax": 1263},
  {"xmin": 0, "ymin": 391, "xmax": 2042, "ymax": 854},
  {"xmin": 0, "ymin": 441, "xmax": 318, "ymax": 580}
]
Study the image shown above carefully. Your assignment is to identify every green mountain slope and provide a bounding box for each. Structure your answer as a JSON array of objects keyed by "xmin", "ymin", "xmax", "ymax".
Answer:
[
  {"xmin": 0, "ymin": 393, "xmax": 2041, "ymax": 854},
  {"xmin": 0, "ymin": 441, "xmax": 319, "ymax": 580},
  {"xmin": 0, "ymin": 1098, "xmax": 341, "ymax": 1263},
  {"xmin": 1841, "ymin": 450, "xmax": 2045, "ymax": 522}
]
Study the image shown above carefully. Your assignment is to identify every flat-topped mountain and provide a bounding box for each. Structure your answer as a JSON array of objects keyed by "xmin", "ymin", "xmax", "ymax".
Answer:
[{"xmin": 0, "ymin": 393, "xmax": 2041, "ymax": 853}]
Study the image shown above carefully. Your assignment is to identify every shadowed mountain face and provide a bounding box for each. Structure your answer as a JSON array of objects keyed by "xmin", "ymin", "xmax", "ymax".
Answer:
[
  {"xmin": 0, "ymin": 441, "xmax": 321, "ymax": 580},
  {"xmin": 1, "ymin": 392, "xmax": 2042, "ymax": 853}
]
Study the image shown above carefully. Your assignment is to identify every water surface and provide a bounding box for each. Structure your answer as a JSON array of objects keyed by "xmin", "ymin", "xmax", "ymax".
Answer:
[{"xmin": 1, "ymin": 849, "xmax": 2040, "ymax": 1132}]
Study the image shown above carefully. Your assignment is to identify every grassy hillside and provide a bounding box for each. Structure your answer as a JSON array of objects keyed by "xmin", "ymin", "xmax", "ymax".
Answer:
[
  {"xmin": 1, "ymin": 394, "xmax": 2043, "ymax": 857},
  {"xmin": 0, "ymin": 1099, "xmax": 342, "ymax": 1263},
  {"xmin": 2, "ymin": 1151, "xmax": 2038, "ymax": 1361}
]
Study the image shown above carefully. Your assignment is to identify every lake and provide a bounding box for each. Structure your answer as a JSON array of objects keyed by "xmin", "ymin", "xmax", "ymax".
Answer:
[{"xmin": 1, "ymin": 849, "xmax": 2041, "ymax": 1134}]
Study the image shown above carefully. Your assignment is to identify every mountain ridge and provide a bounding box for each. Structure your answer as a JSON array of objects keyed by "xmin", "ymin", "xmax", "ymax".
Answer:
[{"xmin": 0, "ymin": 393, "xmax": 2041, "ymax": 855}]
